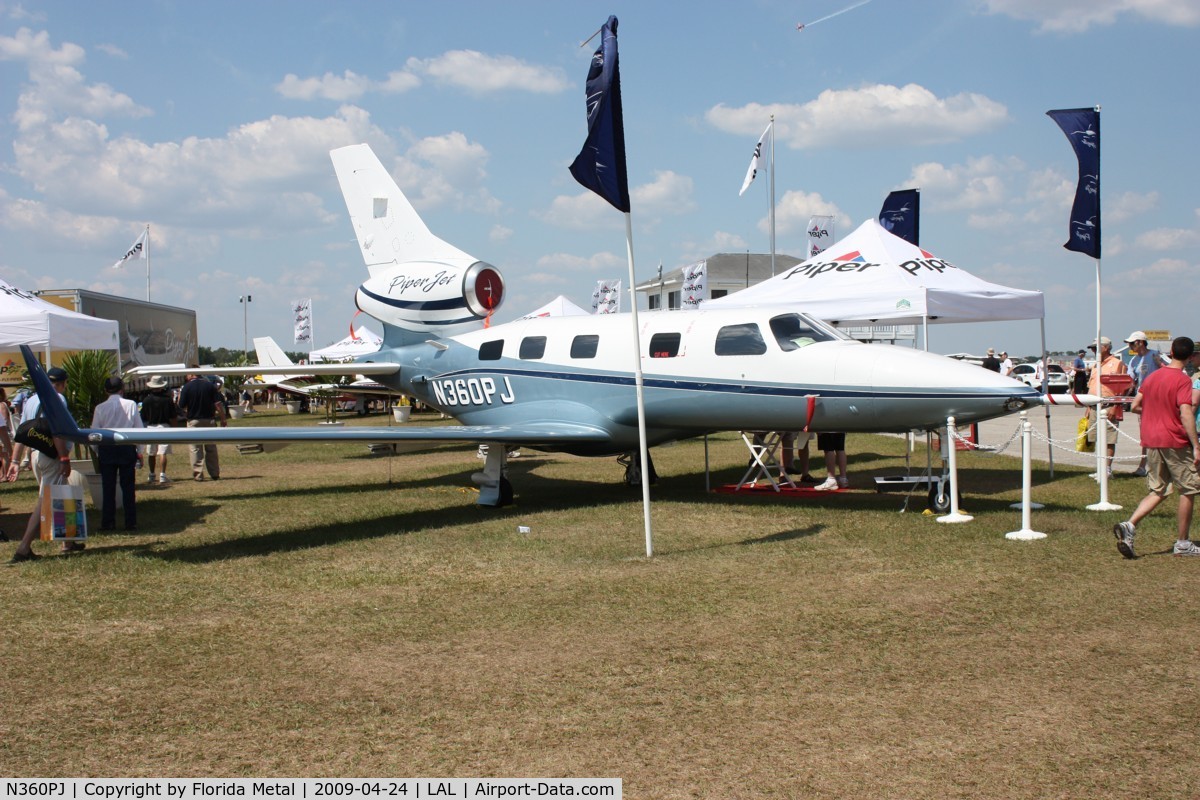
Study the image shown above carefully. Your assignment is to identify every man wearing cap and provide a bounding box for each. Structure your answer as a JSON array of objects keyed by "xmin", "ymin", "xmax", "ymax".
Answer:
[
  {"xmin": 999, "ymin": 351, "xmax": 1013, "ymax": 378},
  {"xmin": 6, "ymin": 366, "xmax": 74, "ymax": 563},
  {"xmin": 981, "ymin": 348, "xmax": 1001, "ymax": 372},
  {"xmin": 178, "ymin": 371, "xmax": 226, "ymax": 481},
  {"xmin": 91, "ymin": 376, "xmax": 144, "ymax": 531},
  {"xmin": 139, "ymin": 375, "xmax": 177, "ymax": 484},
  {"xmin": 1126, "ymin": 331, "xmax": 1167, "ymax": 476},
  {"xmin": 1087, "ymin": 336, "xmax": 1130, "ymax": 479}
]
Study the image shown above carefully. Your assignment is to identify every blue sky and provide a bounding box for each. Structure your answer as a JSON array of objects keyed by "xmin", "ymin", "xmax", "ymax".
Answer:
[{"xmin": 1, "ymin": 0, "xmax": 1198, "ymax": 358}]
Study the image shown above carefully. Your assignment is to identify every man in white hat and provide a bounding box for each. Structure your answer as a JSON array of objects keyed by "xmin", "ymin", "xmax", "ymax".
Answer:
[
  {"xmin": 139, "ymin": 375, "xmax": 178, "ymax": 484},
  {"xmin": 981, "ymin": 348, "xmax": 1001, "ymax": 373},
  {"xmin": 1125, "ymin": 331, "xmax": 1166, "ymax": 476},
  {"xmin": 1087, "ymin": 336, "xmax": 1130, "ymax": 479}
]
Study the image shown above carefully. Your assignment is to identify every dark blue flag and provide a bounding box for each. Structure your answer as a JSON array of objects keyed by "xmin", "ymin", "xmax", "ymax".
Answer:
[
  {"xmin": 1047, "ymin": 107, "xmax": 1100, "ymax": 259},
  {"xmin": 879, "ymin": 189, "xmax": 919, "ymax": 245},
  {"xmin": 569, "ymin": 16, "xmax": 630, "ymax": 213}
]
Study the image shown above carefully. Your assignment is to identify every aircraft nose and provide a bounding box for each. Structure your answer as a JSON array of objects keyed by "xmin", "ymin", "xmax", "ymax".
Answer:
[{"xmin": 865, "ymin": 345, "xmax": 1040, "ymax": 427}]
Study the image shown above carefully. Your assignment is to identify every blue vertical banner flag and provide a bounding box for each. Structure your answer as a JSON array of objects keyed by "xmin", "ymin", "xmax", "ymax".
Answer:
[
  {"xmin": 1047, "ymin": 107, "xmax": 1100, "ymax": 259},
  {"xmin": 879, "ymin": 189, "xmax": 919, "ymax": 245},
  {"xmin": 569, "ymin": 16, "xmax": 630, "ymax": 213}
]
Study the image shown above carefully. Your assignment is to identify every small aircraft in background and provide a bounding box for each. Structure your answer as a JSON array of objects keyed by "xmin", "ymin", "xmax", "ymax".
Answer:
[{"xmin": 34, "ymin": 143, "xmax": 1042, "ymax": 507}]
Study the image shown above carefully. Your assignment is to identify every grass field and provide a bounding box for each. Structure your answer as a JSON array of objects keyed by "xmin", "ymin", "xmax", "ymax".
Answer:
[{"xmin": 1, "ymin": 408, "xmax": 1197, "ymax": 798}]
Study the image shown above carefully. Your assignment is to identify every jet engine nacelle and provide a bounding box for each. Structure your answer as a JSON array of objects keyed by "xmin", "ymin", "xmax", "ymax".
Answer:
[{"xmin": 355, "ymin": 259, "xmax": 504, "ymax": 335}]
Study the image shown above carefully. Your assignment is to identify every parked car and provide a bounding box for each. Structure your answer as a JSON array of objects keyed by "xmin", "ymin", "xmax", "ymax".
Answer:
[{"xmin": 1010, "ymin": 362, "xmax": 1069, "ymax": 393}]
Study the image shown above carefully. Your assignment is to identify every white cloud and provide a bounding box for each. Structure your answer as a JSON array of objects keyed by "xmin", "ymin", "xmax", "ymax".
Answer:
[
  {"xmin": 632, "ymin": 171, "xmax": 695, "ymax": 216},
  {"xmin": 275, "ymin": 69, "xmax": 420, "ymax": 101},
  {"xmin": 1107, "ymin": 190, "xmax": 1159, "ymax": 223},
  {"xmin": 902, "ymin": 156, "xmax": 1026, "ymax": 213},
  {"xmin": 391, "ymin": 130, "xmax": 500, "ymax": 214},
  {"xmin": 95, "ymin": 43, "xmax": 127, "ymax": 59},
  {"xmin": 1, "ymin": 28, "xmax": 150, "ymax": 131},
  {"xmin": 404, "ymin": 50, "xmax": 569, "ymax": 94},
  {"xmin": 533, "ymin": 251, "xmax": 623, "ymax": 274},
  {"xmin": 774, "ymin": 190, "xmax": 849, "ymax": 236},
  {"xmin": 984, "ymin": 0, "xmax": 1200, "ymax": 33},
  {"xmin": 1133, "ymin": 227, "xmax": 1200, "ymax": 250},
  {"xmin": 707, "ymin": 83, "xmax": 1009, "ymax": 149},
  {"xmin": 539, "ymin": 191, "xmax": 622, "ymax": 231},
  {"xmin": 674, "ymin": 231, "xmax": 751, "ymax": 264}
]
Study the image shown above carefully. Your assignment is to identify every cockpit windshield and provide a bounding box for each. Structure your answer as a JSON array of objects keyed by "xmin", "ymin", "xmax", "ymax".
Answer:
[{"xmin": 769, "ymin": 312, "xmax": 848, "ymax": 352}]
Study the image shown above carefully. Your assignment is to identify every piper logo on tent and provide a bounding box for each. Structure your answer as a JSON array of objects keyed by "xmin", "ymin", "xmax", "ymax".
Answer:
[
  {"xmin": 898, "ymin": 253, "xmax": 959, "ymax": 276},
  {"xmin": 896, "ymin": 299, "xmax": 912, "ymax": 311},
  {"xmin": 782, "ymin": 253, "xmax": 881, "ymax": 280}
]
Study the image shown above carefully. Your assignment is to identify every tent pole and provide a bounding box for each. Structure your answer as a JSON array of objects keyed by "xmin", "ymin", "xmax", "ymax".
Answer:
[{"xmin": 1041, "ymin": 318, "xmax": 1053, "ymax": 477}]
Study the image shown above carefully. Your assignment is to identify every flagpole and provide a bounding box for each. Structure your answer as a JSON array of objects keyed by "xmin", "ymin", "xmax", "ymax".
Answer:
[
  {"xmin": 144, "ymin": 223, "xmax": 151, "ymax": 302},
  {"xmin": 623, "ymin": 212, "xmax": 653, "ymax": 557},
  {"xmin": 768, "ymin": 116, "xmax": 776, "ymax": 276}
]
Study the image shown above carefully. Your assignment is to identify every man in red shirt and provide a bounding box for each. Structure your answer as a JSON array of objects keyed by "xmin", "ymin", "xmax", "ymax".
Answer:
[{"xmin": 1113, "ymin": 336, "xmax": 1200, "ymax": 558}]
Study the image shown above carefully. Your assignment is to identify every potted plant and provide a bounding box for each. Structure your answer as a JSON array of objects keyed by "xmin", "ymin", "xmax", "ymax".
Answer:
[{"xmin": 393, "ymin": 395, "xmax": 412, "ymax": 422}]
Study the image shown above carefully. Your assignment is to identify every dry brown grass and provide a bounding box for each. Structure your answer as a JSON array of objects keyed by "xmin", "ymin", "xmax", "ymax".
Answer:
[{"xmin": 1, "ymin": 409, "xmax": 1198, "ymax": 798}]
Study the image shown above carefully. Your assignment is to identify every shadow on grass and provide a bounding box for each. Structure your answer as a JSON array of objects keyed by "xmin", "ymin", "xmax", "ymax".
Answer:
[{"xmin": 118, "ymin": 450, "xmax": 1104, "ymax": 565}]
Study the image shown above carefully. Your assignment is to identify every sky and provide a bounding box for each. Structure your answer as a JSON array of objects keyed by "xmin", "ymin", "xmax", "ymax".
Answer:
[{"xmin": 1, "ymin": 0, "xmax": 1198, "ymax": 360}]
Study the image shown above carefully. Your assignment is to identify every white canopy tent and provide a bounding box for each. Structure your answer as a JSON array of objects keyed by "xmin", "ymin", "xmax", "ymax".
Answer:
[
  {"xmin": 0, "ymin": 279, "xmax": 120, "ymax": 363},
  {"xmin": 310, "ymin": 325, "xmax": 383, "ymax": 362},
  {"xmin": 708, "ymin": 219, "xmax": 1055, "ymax": 470},
  {"xmin": 707, "ymin": 219, "xmax": 1044, "ymax": 337},
  {"xmin": 515, "ymin": 294, "xmax": 591, "ymax": 321}
]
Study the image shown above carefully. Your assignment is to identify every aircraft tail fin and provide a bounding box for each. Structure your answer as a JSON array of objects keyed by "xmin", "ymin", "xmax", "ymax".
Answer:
[
  {"xmin": 329, "ymin": 144, "xmax": 506, "ymax": 347},
  {"xmin": 18, "ymin": 345, "xmax": 84, "ymax": 443},
  {"xmin": 252, "ymin": 337, "xmax": 309, "ymax": 383},
  {"xmin": 330, "ymin": 144, "xmax": 475, "ymax": 276}
]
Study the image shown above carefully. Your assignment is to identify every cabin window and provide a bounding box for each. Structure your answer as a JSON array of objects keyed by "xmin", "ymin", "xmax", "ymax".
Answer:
[
  {"xmin": 715, "ymin": 323, "xmax": 767, "ymax": 356},
  {"xmin": 570, "ymin": 334, "xmax": 600, "ymax": 359},
  {"xmin": 649, "ymin": 332, "xmax": 682, "ymax": 358},
  {"xmin": 710, "ymin": 289, "xmax": 728, "ymax": 300},
  {"xmin": 769, "ymin": 313, "xmax": 838, "ymax": 351},
  {"xmin": 519, "ymin": 336, "xmax": 547, "ymax": 360},
  {"xmin": 478, "ymin": 339, "xmax": 504, "ymax": 360}
]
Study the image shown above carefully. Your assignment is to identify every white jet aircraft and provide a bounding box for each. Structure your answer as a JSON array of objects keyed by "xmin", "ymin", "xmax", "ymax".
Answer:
[{"xmin": 27, "ymin": 144, "xmax": 1042, "ymax": 507}]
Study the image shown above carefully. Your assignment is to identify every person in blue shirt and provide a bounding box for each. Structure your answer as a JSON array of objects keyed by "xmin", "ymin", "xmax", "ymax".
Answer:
[{"xmin": 1126, "ymin": 331, "xmax": 1167, "ymax": 477}]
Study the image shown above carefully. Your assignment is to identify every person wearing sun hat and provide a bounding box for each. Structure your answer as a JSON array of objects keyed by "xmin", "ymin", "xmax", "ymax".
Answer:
[
  {"xmin": 139, "ymin": 375, "xmax": 178, "ymax": 484},
  {"xmin": 1087, "ymin": 336, "xmax": 1130, "ymax": 479}
]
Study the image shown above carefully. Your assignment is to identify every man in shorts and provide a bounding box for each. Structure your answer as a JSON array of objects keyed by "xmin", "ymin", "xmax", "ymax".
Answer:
[{"xmin": 1112, "ymin": 336, "xmax": 1200, "ymax": 558}]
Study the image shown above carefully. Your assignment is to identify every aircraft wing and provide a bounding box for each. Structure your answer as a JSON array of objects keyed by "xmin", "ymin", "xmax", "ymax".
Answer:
[
  {"xmin": 20, "ymin": 346, "xmax": 609, "ymax": 449},
  {"xmin": 123, "ymin": 362, "xmax": 402, "ymax": 378},
  {"xmin": 68, "ymin": 422, "xmax": 611, "ymax": 447}
]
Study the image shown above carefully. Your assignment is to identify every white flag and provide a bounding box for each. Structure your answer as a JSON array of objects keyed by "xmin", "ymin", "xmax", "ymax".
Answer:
[
  {"xmin": 591, "ymin": 280, "xmax": 621, "ymax": 315},
  {"xmin": 292, "ymin": 299, "xmax": 312, "ymax": 344},
  {"xmin": 680, "ymin": 261, "xmax": 707, "ymax": 310},
  {"xmin": 739, "ymin": 123, "xmax": 771, "ymax": 196},
  {"xmin": 112, "ymin": 228, "xmax": 148, "ymax": 269},
  {"xmin": 807, "ymin": 215, "xmax": 835, "ymax": 258}
]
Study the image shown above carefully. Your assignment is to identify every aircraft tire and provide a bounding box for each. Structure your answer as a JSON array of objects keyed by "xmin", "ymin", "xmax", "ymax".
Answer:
[
  {"xmin": 927, "ymin": 483, "xmax": 961, "ymax": 514},
  {"xmin": 497, "ymin": 476, "xmax": 514, "ymax": 507}
]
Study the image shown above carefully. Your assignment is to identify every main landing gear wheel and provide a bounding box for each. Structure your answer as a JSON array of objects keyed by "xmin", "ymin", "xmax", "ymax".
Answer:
[
  {"xmin": 618, "ymin": 452, "xmax": 657, "ymax": 488},
  {"xmin": 497, "ymin": 476, "xmax": 514, "ymax": 507}
]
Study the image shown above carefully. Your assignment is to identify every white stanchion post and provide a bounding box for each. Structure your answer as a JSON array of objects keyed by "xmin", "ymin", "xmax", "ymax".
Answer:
[
  {"xmin": 1006, "ymin": 412, "xmax": 1046, "ymax": 540},
  {"xmin": 937, "ymin": 415, "xmax": 973, "ymax": 523},
  {"xmin": 1009, "ymin": 410, "xmax": 1044, "ymax": 512},
  {"xmin": 1087, "ymin": 408, "xmax": 1121, "ymax": 511}
]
